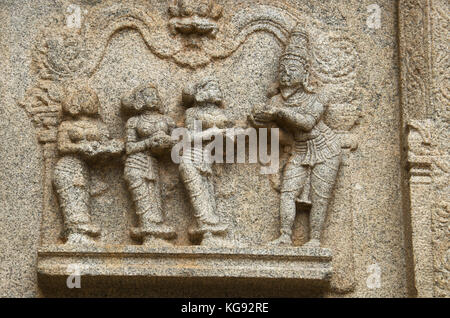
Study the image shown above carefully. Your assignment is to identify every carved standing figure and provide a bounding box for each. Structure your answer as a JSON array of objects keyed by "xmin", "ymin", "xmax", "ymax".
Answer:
[
  {"xmin": 53, "ymin": 83, "xmax": 124, "ymax": 245},
  {"xmin": 122, "ymin": 84, "xmax": 177, "ymax": 246},
  {"xmin": 251, "ymin": 25, "xmax": 342, "ymax": 247},
  {"xmin": 179, "ymin": 76, "xmax": 229, "ymax": 246}
]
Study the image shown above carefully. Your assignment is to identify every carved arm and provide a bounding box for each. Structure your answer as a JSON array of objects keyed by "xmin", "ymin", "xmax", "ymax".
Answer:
[
  {"xmin": 276, "ymin": 109, "xmax": 316, "ymax": 132},
  {"xmin": 125, "ymin": 120, "xmax": 150, "ymax": 155},
  {"xmin": 276, "ymin": 102, "xmax": 324, "ymax": 132},
  {"xmin": 57, "ymin": 123, "xmax": 97, "ymax": 156}
]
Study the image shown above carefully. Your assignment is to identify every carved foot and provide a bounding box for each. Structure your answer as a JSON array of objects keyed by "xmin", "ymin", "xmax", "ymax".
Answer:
[
  {"xmin": 66, "ymin": 233, "xmax": 98, "ymax": 246},
  {"xmin": 189, "ymin": 222, "xmax": 229, "ymax": 244},
  {"xmin": 77, "ymin": 223, "xmax": 101, "ymax": 237},
  {"xmin": 200, "ymin": 232, "xmax": 233, "ymax": 248},
  {"xmin": 296, "ymin": 199, "xmax": 312, "ymax": 209},
  {"xmin": 196, "ymin": 223, "xmax": 228, "ymax": 235},
  {"xmin": 130, "ymin": 223, "xmax": 177, "ymax": 241},
  {"xmin": 302, "ymin": 239, "xmax": 321, "ymax": 248},
  {"xmin": 64, "ymin": 223, "xmax": 101, "ymax": 246},
  {"xmin": 267, "ymin": 234, "xmax": 293, "ymax": 247},
  {"xmin": 142, "ymin": 236, "xmax": 174, "ymax": 247}
]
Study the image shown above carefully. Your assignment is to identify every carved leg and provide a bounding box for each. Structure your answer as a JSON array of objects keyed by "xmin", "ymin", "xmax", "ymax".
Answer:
[
  {"xmin": 125, "ymin": 167, "xmax": 175, "ymax": 244},
  {"xmin": 130, "ymin": 179, "xmax": 154, "ymax": 218},
  {"xmin": 140, "ymin": 180, "xmax": 176, "ymax": 245},
  {"xmin": 305, "ymin": 155, "xmax": 341, "ymax": 248},
  {"xmin": 179, "ymin": 162, "xmax": 228, "ymax": 244},
  {"xmin": 53, "ymin": 156, "xmax": 100, "ymax": 245},
  {"xmin": 268, "ymin": 161, "xmax": 307, "ymax": 246},
  {"xmin": 268, "ymin": 192, "xmax": 296, "ymax": 246}
]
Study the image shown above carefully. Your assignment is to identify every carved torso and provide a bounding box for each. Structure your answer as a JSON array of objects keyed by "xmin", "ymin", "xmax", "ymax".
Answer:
[
  {"xmin": 272, "ymin": 90, "xmax": 341, "ymax": 166},
  {"xmin": 185, "ymin": 106, "xmax": 228, "ymax": 130},
  {"xmin": 125, "ymin": 113, "xmax": 174, "ymax": 181},
  {"xmin": 63, "ymin": 118, "xmax": 109, "ymax": 145},
  {"xmin": 135, "ymin": 114, "xmax": 172, "ymax": 140},
  {"xmin": 182, "ymin": 106, "xmax": 228, "ymax": 174}
]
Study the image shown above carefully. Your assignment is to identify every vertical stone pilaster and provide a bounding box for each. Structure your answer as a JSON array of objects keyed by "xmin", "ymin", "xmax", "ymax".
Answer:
[
  {"xmin": 406, "ymin": 120, "xmax": 435, "ymax": 297},
  {"xmin": 399, "ymin": 0, "xmax": 449, "ymax": 297}
]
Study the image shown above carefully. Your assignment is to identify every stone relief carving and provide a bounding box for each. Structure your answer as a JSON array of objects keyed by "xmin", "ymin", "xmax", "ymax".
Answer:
[
  {"xmin": 429, "ymin": 0, "xmax": 449, "ymax": 297},
  {"xmin": 179, "ymin": 77, "xmax": 230, "ymax": 246},
  {"xmin": 399, "ymin": 0, "xmax": 433, "ymax": 120},
  {"xmin": 406, "ymin": 119, "xmax": 450, "ymax": 297},
  {"xmin": 18, "ymin": 0, "xmax": 361, "ymax": 291},
  {"xmin": 400, "ymin": 0, "xmax": 449, "ymax": 297},
  {"xmin": 168, "ymin": 0, "xmax": 223, "ymax": 38},
  {"xmin": 430, "ymin": 0, "xmax": 450, "ymax": 122},
  {"xmin": 52, "ymin": 0, "xmax": 360, "ymax": 72},
  {"xmin": 250, "ymin": 25, "xmax": 342, "ymax": 248},
  {"xmin": 52, "ymin": 82, "xmax": 124, "ymax": 245},
  {"xmin": 122, "ymin": 84, "xmax": 177, "ymax": 246}
]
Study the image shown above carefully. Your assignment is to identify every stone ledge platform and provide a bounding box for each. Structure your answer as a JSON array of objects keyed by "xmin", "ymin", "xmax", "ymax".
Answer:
[{"xmin": 37, "ymin": 245, "xmax": 332, "ymax": 287}]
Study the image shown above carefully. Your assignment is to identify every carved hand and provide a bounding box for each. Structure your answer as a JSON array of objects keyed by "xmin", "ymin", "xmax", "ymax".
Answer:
[
  {"xmin": 147, "ymin": 133, "xmax": 175, "ymax": 154},
  {"xmin": 252, "ymin": 111, "xmax": 276, "ymax": 123},
  {"xmin": 80, "ymin": 141, "xmax": 101, "ymax": 157},
  {"xmin": 102, "ymin": 139, "xmax": 125, "ymax": 155},
  {"xmin": 192, "ymin": 126, "xmax": 225, "ymax": 142},
  {"xmin": 251, "ymin": 104, "xmax": 278, "ymax": 123}
]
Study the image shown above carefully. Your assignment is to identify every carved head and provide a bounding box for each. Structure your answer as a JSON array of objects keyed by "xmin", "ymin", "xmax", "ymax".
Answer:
[
  {"xmin": 279, "ymin": 25, "xmax": 311, "ymax": 89},
  {"xmin": 121, "ymin": 84, "xmax": 162, "ymax": 114},
  {"xmin": 62, "ymin": 84, "xmax": 99, "ymax": 117},
  {"xmin": 183, "ymin": 76, "xmax": 223, "ymax": 107},
  {"xmin": 279, "ymin": 58, "xmax": 309, "ymax": 89}
]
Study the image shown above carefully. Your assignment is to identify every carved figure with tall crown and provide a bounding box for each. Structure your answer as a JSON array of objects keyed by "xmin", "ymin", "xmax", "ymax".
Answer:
[{"xmin": 251, "ymin": 24, "xmax": 342, "ymax": 247}]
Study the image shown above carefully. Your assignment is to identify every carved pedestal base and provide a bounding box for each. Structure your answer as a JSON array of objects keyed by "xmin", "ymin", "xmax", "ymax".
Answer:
[{"xmin": 37, "ymin": 245, "xmax": 332, "ymax": 294}]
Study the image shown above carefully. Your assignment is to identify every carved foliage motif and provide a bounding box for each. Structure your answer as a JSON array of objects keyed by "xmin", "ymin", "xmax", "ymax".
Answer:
[
  {"xmin": 401, "ymin": 0, "xmax": 449, "ymax": 297},
  {"xmin": 399, "ymin": 0, "xmax": 432, "ymax": 120},
  {"xmin": 430, "ymin": 0, "xmax": 450, "ymax": 122},
  {"xmin": 429, "ymin": 0, "xmax": 449, "ymax": 296}
]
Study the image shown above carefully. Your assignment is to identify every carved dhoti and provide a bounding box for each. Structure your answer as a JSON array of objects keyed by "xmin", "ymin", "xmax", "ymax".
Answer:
[
  {"xmin": 179, "ymin": 146, "xmax": 227, "ymax": 236},
  {"xmin": 124, "ymin": 152, "xmax": 164, "ymax": 225},
  {"xmin": 281, "ymin": 125, "xmax": 342, "ymax": 204},
  {"xmin": 53, "ymin": 155, "xmax": 99, "ymax": 238},
  {"xmin": 278, "ymin": 126, "xmax": 341, "ymax": 241}
]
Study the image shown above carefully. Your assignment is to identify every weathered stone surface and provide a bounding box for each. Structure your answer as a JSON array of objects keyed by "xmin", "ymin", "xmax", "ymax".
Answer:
[
  {"xmin": 37, "ymin": 245, "xmax": 332, "ymax": 282},
  {"xmin": 0, "ymin": 0, "xmax": 448, "ymax": 298}
]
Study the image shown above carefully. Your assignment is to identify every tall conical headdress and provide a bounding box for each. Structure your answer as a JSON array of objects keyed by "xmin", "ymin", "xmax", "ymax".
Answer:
[{"xmin": 281, "ymin": 24, "xmax": 310, "ymax": 63}]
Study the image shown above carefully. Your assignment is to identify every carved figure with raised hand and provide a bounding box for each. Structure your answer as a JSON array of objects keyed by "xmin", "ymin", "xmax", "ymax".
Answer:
[
  {"xmin": 122, "ymin": 84, "xmax": 177, "ymax": 246},
  {"xmin": 179, "ymin": 76, "xmax": 230, "ymax": 246},
  {"xmin": 251, "ymin": 25, "xmax": 342, "ymax": 248},
  {"xmin": 53, "ymin": 83, "xmax": 124, "ymax": 245}
]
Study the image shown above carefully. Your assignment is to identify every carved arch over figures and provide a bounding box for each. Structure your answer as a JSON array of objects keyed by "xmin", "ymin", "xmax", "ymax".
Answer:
[{"xmin": 40, "ymin": 1, "xmax": 358, "ymax": 74}]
